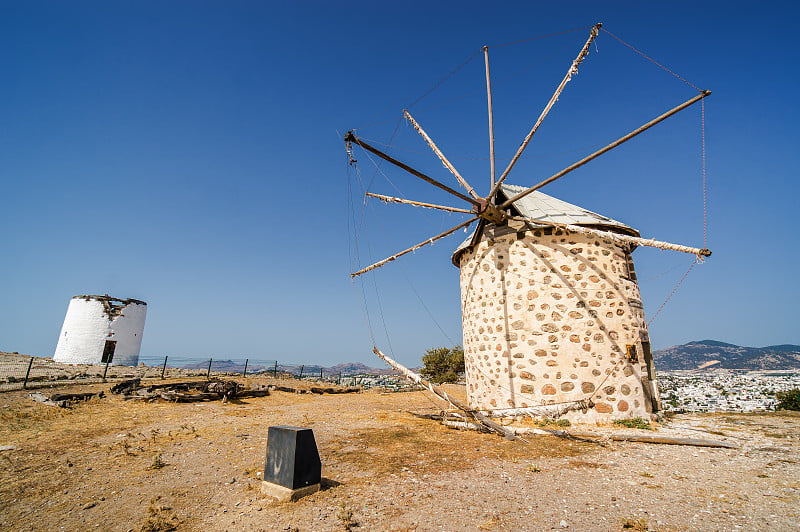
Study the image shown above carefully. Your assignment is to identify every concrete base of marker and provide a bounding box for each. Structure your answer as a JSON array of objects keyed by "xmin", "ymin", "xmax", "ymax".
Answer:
[{"xmin": 260, "ymin": 481, "xmax": 320, "ymax": 502}]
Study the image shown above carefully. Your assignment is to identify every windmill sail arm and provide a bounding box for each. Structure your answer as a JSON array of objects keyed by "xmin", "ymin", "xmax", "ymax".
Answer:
[
  {"xmin": 351, "ymin": 216, "xmax": 478, "ymax": 277},
  {"xmin": 403, "ymin": 110, "xmax": 480, "ymax": 200},
  {"xmin": 499, "ymin": 90, "xmax": 712, "ymax": 209},
  {"xmin": 511, "ymin": 216, "xmax": 712, "ymax": 257},
  {"xmin": 488, "ymin": 23, "xmax": 603, "ymax": 201},
  {"xmin": 366, "ymin": 192, "xmax": 474, "ymax": 214},
  {"xmin": 344, "ymin": 132, "xmax": 480, "ymax": 207}
]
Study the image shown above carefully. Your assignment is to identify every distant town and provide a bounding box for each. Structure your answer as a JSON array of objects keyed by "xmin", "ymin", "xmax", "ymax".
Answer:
[{"xmin": 657, "ymin": 369, "xmax": 800, "ymax": 413}]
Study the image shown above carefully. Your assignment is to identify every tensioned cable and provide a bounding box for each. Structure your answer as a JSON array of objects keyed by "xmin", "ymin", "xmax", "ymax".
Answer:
[
  {"xmin": 600, "ymin": 28, "xmax": 702, "ymax": 92},
  {"xmin": 355, "ymin": 26, "xmax": 589, "ymax": 132},
  {"xmin": 701, "ymin": 99, "xmax": 708, "ymax": 247},
  {"xmin": 358, "ymin": 135, "xmax": 607, "ymax": 162},
  {"xmin": 356, "ymin": 49, "xmax": 483, "ymax": 131},
  {"xmin": 348, "ymin": 149, "xmax": 398, "ymax": 356},
  {"xmin": 488, "ymin": 25, "xmax": 594, "ymax": 49},
  {"xmin": 647, "ymin": 258, "xmax": 699, "ymax": 327}
]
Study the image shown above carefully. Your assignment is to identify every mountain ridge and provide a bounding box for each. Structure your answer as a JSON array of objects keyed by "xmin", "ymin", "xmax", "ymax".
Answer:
[{"xmin": 654, "ymin": 340, "xmax": 800, "ymax": 371}]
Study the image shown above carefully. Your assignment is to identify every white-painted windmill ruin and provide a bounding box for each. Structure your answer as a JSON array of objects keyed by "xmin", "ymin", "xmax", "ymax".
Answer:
[{"xmin": 345, "ymin": 24, "xmax": 711, "ymax": 425}]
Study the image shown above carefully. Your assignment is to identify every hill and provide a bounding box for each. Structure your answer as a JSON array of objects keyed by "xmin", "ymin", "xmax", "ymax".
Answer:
[{"xmin": 654, "ymin": 340, "xmax": 800, "ymax": 371}]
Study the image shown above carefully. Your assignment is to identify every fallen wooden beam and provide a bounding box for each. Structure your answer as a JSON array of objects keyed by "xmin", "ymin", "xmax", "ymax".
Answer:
[
  {"xmin": 29, "ymin": 391, "xmax": 104, "ymax": 408},
  {"xmin": 372, "ymin": 347, "xmax": 523, "ymax": 442},
  {"xmin": 603, "ymin": 432, "xmax": 739, "ymax": 449}
]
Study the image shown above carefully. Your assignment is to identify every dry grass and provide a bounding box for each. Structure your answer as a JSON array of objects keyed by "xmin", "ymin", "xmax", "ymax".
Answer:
[
  {"xmin": 327, "ymin": 410, "xmax": 591, "ymax": 477},
  {"xmin": 140, "ymin": 496, "xmax": 181, "ymax": 532}
]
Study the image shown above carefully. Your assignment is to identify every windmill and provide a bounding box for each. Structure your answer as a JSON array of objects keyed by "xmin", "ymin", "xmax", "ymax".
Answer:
[{"xmin": 345, "ymin": 23, "xmax": 711, "ymax": 423}]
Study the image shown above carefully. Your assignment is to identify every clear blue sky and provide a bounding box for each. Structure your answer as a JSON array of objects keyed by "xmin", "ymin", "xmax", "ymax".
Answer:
[{"xmin": 1, "ymin": 1, "xmax": 797, "ymax": 368}]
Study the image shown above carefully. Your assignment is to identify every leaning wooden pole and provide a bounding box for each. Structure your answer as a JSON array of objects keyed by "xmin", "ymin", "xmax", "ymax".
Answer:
[
  {"xmin": 500, "ymin": 90, "xmax": 712, "ymax": 209},
  {"xmin": 351, "ymin": 216, "xmax": 478, "ymax": 277},
  {"xmin": 488, "ymin": 23, "xmax": 602, "ymax": 202},
  {"xmin": 403, "ymin": 110, "xmax": 479, "ymax": 200},
  {"xmin": 372, "ymin": 347, "xmax": 522, "ymax": 441}
]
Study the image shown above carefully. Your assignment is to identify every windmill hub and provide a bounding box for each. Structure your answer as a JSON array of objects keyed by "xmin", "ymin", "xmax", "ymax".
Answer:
[{"xmin": 473, "ymin": 199, "xmax": 507, "ymax": 224}]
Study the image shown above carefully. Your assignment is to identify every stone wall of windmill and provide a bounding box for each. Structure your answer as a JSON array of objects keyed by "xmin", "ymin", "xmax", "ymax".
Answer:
[{"xmin": 458, "ymin": 222, "xmax": 659, "ymax": 423}]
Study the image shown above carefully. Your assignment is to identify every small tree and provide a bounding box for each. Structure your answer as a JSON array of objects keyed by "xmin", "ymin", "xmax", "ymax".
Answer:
[
  {"xmin": 420, "ymin": 346, "xmax": 465, "ymax": 384},
  {"xmin": 775, "ymin": 388, "xmax": 800, "ymax": 411}
]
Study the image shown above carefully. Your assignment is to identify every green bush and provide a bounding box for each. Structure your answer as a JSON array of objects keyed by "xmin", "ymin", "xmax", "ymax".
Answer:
[
  {"xmin": 775, "ymin": 388, "xmax": 800, "ymax": 411},
  {"xmin": 419, "ymin": 346, "xmax": 464, "ymax": 384},
  {"xmin": 612, "ymin": 417, "xmax": 652, "ymax": 430}
]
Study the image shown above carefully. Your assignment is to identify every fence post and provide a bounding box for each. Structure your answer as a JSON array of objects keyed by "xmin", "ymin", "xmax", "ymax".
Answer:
[
  {"xmin": 338, "ymin": 372, "xmax": 342, "ymax": 385},
  {"xmin": 319, "ymin": 368, "xmax": 323, "ymax": 380},
  {"xmin": 207, "ymin": 358, "xmax": 213, "ymax": 380},
  {"xmin": 102, "ymin": 359, "xmax": 111, "ymax": 382},
  {"xmin": 273, "ymin": 361, "xmax": 278, "ymax": 378},
  {"xmin": 22, "ymin": 357, "xmax": 34, "ymax": 389},
  {"xmin": 298, "ymin": 365, "xmax": 304, "ymax": 380},
  {"xmin": 161, "ymin": 356, "xmax": 168, "ymax": 380},
  {"xmin": 243, "ymin": 359, "xmax": 248, "ymax": 377}
]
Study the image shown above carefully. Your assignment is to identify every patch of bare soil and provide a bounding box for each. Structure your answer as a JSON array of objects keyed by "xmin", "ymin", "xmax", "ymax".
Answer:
[{"xmin": 1, "ymin": 378, "xmax": 798, "ymax": 531}]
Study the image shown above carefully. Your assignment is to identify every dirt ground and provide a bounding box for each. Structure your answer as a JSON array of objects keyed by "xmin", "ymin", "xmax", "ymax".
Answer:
[{"xmin": 1, "ymin": 377, "xmax": 798, "ymax": 532}]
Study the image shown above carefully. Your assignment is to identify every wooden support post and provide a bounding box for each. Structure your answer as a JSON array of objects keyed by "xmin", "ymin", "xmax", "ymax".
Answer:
[
  {"xmin": 243, "ymin": 359, "xmax": 248, "ymax": 377},
  {"xmin": 298, "ymin": 365, "xmax": 304, "ymax": 380},
  {"xmin": 102, "ymin": 359, "xmax": 110, "ymax": 382},
  {"xmin": 161, "ymin": 356, "xmax": 168, "ymax": 380},
  {"xmin": 500, "ymin": 90, "xmax": 711, "ymax": 209},
  {"xmin": 273, "ymin": 361, "xmax": 278, "ymax": 378},
  {"xmin": 207, "ymin": 359, "xmax": 213, "ymax": 380},
  {"xmin": 22, "ymin": 356, "xmax": 34, "ymax": 389}
]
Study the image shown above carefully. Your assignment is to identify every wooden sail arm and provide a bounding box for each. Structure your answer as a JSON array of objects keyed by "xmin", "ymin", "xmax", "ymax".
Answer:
[
  {"xmin": 403, "ymin": 110, "xmax": 480, "ymax": 200},
  {"xmin": 366, "ymin": 192, "xmax": 475, "ymax": 214},
  {"xmin": 488, "ymin": 23, "xmax": 602, "ymax": 203},
  {"xmin": 344, "ymin": 132, "xmax": 481, "ymax": 207},
  {"xmin": 484, "ymin": 45, "xmax": 496, "ymax": 189},
  {"xmin": 372, "ymin": 347, "xmax": 522, "ymax": 441},
  {"xmin": 351, "ymin": 216, "xmax": 478, "ymax": 277},
  {"xmin": 500, "ymin": 91, "xmax": 711, "ymax": 209},
  {"xmin": 511, "ymin": 216, "xmax": 712, "ymax": 257}
]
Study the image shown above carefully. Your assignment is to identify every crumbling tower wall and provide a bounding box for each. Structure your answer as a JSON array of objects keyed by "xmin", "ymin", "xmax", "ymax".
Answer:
[{"xmin": 53, "ymin": 295, "xmax": 147, "ymax": 366}]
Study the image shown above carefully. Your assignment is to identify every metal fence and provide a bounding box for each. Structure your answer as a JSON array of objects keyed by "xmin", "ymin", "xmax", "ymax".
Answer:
[{"xmin": 0, "ymin": 352, "xmax": 402, "ymax": 392}]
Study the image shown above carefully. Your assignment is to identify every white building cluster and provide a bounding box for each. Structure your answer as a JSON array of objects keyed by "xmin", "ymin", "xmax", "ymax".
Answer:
[{"xmin": 658, "ymin": 370, "xmax": 800, "ymax": 412}]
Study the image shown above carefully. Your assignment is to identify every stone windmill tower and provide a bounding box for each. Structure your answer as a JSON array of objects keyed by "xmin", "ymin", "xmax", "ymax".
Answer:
[
  {"xmin": 345, "ymin": 24, "xmax": 711, "ymax": 422},
  {"xmin": 54, "ymin": 294, "xmax": 147, "ymax": 366}
]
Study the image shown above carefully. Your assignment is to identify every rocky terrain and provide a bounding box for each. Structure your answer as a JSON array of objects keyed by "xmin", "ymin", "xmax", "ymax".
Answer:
[
  {"xmin": 653, "ymin": 340, "xmax": 800, "ymax": 371},
  {"xmin": 1, "ymin": 377, "xmax": 798, "ymax": 531}
]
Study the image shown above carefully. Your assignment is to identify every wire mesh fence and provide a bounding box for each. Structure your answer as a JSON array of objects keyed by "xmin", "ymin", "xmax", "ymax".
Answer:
[{"xmin": 0, "ymin": 352, "xmax": 412, "ymax": 392}]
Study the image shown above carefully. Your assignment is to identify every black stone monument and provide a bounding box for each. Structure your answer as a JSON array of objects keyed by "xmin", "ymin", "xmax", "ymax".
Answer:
[{"xmin": 263, "ymin": 426, "xmax": 321, "ymax": 490}]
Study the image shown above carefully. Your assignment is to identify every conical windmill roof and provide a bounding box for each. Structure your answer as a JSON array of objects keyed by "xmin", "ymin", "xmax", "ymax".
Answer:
[{"xmin": 452, "ymin": 184, "xmax": 639, "ymax": 266}]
